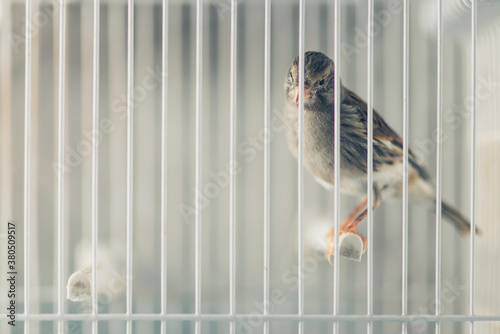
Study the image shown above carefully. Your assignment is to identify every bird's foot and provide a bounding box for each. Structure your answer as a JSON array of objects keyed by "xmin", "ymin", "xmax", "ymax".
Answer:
[{"xmin": 325, "ymin": 227, "xmax": 367, "ymax": 264}]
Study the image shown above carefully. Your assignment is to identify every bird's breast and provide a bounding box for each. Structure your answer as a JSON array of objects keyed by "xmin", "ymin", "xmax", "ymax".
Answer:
[{"xmin": 284, "ymin": 103, "xmax": 339, "ymax": 186}]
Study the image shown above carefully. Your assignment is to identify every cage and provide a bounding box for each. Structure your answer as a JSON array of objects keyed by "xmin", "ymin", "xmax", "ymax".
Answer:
[{"xmin": 0, "ymin": 0, "xmax": 499, "ymax": 333}]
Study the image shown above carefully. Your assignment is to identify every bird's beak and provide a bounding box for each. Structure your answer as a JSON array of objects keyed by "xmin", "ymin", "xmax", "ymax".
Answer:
[{"xmin": 294, "ymin": 84, "xmax": 311, "ymax": 105}]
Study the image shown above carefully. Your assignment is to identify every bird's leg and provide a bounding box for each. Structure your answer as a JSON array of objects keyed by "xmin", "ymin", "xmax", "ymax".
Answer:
[
  {"xmin": 342, "ymin": 200, "xmax": 379, "ymax": 232},
  {"xmin": 340, "ymin": 197, "xmax": 368, "ymax": 229},
  {"xmin": 326, "ymin": 193, "xmax": 381, "ymax": 262}
]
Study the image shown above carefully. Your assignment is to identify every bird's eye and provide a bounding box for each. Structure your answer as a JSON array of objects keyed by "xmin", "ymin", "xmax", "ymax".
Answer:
[{"xmin": 319, "ymin": 79, "xmax": 326, "ymax": 86}]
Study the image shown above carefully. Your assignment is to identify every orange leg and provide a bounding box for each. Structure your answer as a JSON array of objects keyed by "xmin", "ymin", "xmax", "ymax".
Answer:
[
  {"xmin": 326, "ymin": 196, "xmax": 381, "ymax": 261},
  {"xmin": 340, "ymin": 197, "xmax": 367, "ymax": 229}
]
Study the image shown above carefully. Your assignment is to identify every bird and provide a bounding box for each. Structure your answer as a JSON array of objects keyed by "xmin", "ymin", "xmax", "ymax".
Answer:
[{"xmin": 283, "ymin": 51, "xmax": 477, "ymax": 262}]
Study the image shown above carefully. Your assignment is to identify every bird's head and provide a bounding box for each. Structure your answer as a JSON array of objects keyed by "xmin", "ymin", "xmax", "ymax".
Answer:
[{"xmin": 285, "ymin": 51, "xmax": 340, "ymax": 109}]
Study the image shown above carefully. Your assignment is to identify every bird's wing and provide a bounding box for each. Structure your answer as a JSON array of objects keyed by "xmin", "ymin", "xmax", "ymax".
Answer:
[{"xmin": 343, "ymin": 89, "xmax": 432, "ymax": 182}]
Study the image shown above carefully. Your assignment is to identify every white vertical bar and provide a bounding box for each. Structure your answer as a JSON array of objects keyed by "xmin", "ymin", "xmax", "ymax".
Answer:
[
  {"xmin": 57, "ymin": 0, "xmax": 67, "ymax": 333},
  {"xmin": 366, "ymin": 1, "xmax": 374, "ymax": 333},
  {"xmin": 29, "ymin": 1, "xmax": 40, "ymax": 325},
  {"xmin": 160, "ymin": 0, "xmax": 169, "ymax": 333},
  {"xmin": 24, "ymin": 0, "xmax": 32, "ymax": 332},
  {"xmin": 81, "ymin": 2, "xmax": 93, "ymax": 294},
  {"xmin": 91, "ymin": 0, "xmax": 100, "ymax": 333},
  {"xmin": 435, "ymin": 0, "xmax": 443, "ymax": 333},
  {"xmin": 333, "ymin": 0, "xmax": 341, "ymax": 333},
  {"xmin": 229, "ymin": 0, "xmax": 237, "ymax": 333},
  {"xmin": 297, "ymin": 0, "xmax": 305, "ymax": 333},
  {"xmin": 263, "ymin": 0, "xmax": 271, "ymax": 333},
  {"xmin": 401, "ymin": 0, "xmax": 409, "ymax": 333},
  {"xmin": 126, "ymin": 0, "xmax": 134, "ymax": 332},
  {"xmin": 195, "ymin": 0, "xmax": 203, "ymax": 333},
  {"xmin": 469, "ymin": 0, "xmax": 477, "ymax": 333},
  {"xmin": 106, "ymin": 7, "xmax": 126, "ymax": 334}
]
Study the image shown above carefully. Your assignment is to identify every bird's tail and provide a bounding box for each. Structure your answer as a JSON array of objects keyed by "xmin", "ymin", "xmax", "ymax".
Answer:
[{"xmin": 438, "ymin": 199, "xmax": 481, "ymax": 234}]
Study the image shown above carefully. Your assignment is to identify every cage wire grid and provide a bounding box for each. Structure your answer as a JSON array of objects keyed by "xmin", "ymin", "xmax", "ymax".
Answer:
[{"xmin": 0, "ymin": 0, "xmax": 500, "ymax": 333}]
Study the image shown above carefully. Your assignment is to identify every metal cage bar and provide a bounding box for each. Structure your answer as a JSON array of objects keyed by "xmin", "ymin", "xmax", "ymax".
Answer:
[
  {"xmin": 23, "ymin": 0, "xmax": 33, "ymax": 333},
  {"xmin": 366, "ymin": 1, "xmax": 374, "ymax": 333},
  {"xmin": 229, "ymin": 0, "xmax": 237, "ymax": 333},
  {"xmin": 160, "ymin": 0, "xmax": 169, "ymax": 333},
  {"xmin": 91, "ymin": 1, "xmax": 101, "ymax": 333},
  {"xmin": 401, "ymin": 0, "xmax": 410, "ymax": 333},
  {"xmin": 435, "ymin": 0, "xmax": 443, "ymax": 333},
  {"xmin": 297, "ymin": 0, "xmax": 305, "ymax": 333},
  {"xmin": 194, "ymin": 1, "xmax": 203, "ymax": 333},
  {"xmin": 126, "ymin": 0, "xmax": 135, "ymax": 333},
  {"xmin": 56, "ymin": 1, "xmax": 67, "ymax": 333},
  {"xmin": 333, "ymin": 0, "xmax": 341, "ymax": 333},
  {"xmin": 9, "ymin": 313, "xmax": 500, "ymax": 322},
  {"xmin": 263, "ymin": 0, "xmax": 271, "ymax": 333},
  {"xmin": 469, "ymin": 1, "xmax": 477, "ymax": 333}
]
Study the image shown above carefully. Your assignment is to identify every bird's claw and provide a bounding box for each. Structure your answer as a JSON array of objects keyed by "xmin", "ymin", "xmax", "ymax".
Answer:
[{"xmin": 327, "ymin": 252, "xmax": 334, "ymax": 265}]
